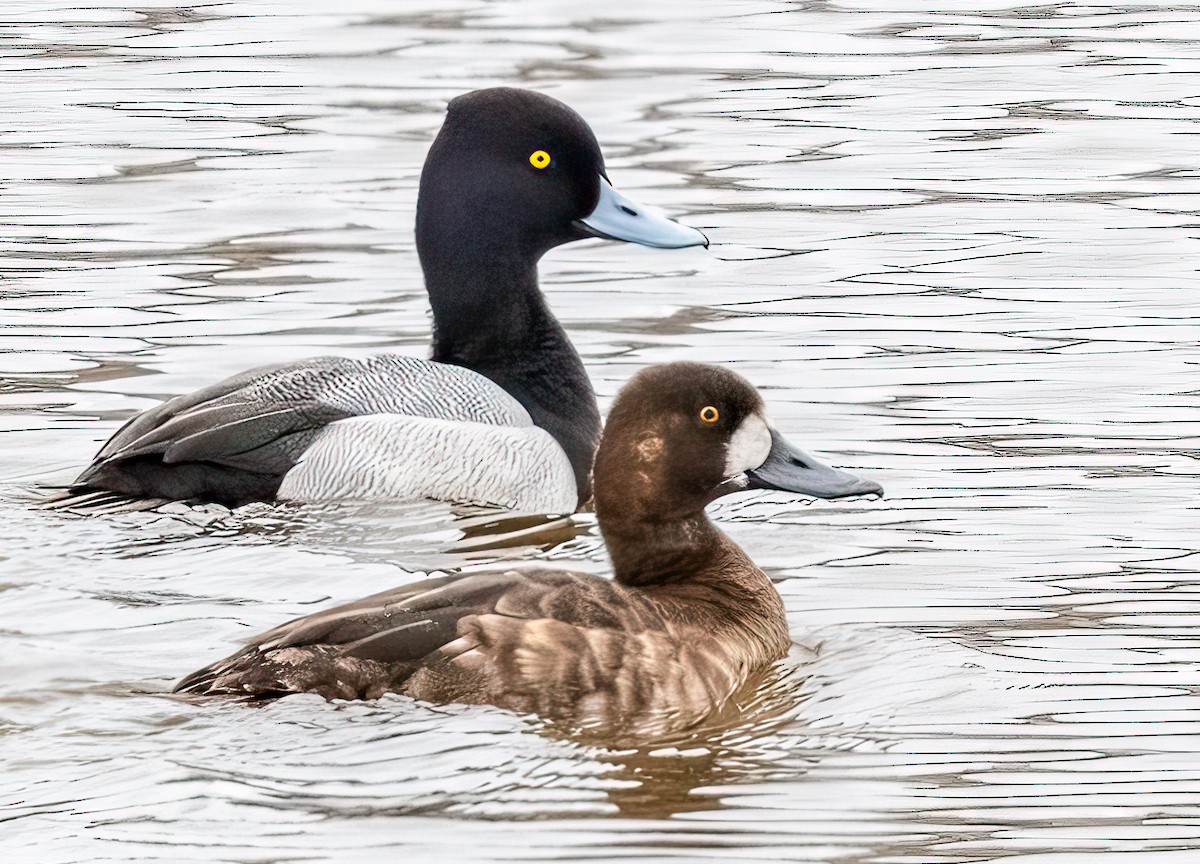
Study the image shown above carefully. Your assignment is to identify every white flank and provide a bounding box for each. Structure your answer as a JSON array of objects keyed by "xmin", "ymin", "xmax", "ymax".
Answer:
[{"xmin": 278, "ymin": 415, "xmax": 577, "ymax": 514}]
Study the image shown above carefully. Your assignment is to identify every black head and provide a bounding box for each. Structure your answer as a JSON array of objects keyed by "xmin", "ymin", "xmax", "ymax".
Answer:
[
  {"xmin": 416, "ymin": 88, "xmax": 707, "ymax": 273},
  {"xmin": 417, "ymin": 88, "xmax": 605, "ymax": 262},
  {"xmin": 594, "ymin": 362, "xmax": 882, "ymax": 527}
]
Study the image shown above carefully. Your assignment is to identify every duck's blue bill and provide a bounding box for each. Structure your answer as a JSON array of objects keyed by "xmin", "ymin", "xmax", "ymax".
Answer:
[
  {"xmin": 576, "ymin": 176, "xmax": 709, "ymax": 249},
  {"xmin": 747, "ymin": 428, "xmax": 883, "ymax": 500}
]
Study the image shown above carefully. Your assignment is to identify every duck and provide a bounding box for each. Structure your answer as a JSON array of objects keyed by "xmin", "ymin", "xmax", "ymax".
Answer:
[
  {"xmin": 60, "ymin": 88, "xmax": 707, "ymax": 514},
  {"xmin": 175, "ymin": 362, "xmax": 883, "ymax": 739}
]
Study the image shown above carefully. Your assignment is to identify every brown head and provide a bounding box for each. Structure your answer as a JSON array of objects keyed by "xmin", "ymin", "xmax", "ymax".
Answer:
[{"xmin": 593, "ymin": 362, "xmax": 882, "ymax": 585}]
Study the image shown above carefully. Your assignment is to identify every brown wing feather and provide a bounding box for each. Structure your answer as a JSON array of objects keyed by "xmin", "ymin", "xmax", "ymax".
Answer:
[
  {"xmin": 174, "ymin": 566, "xmax": 778, "ymax": 736},
  {"xmin": 173, "ymin": 568, "xmax": 659, "ymax": 699}
]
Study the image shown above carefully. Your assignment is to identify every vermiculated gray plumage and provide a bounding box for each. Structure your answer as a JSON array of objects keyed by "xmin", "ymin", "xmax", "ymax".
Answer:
[{"xmin": 73, "ymin": 355, "xmax": 542, "ymax": 506}]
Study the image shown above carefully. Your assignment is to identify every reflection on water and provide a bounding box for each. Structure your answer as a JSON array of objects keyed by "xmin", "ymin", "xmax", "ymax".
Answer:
[{"xmin": 3, "ymin": 1, "xmax": 1200, "ymax": 861}]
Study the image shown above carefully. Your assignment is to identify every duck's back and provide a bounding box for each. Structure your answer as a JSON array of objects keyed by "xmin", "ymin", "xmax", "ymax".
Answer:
[
  {"xmin": 71, "ymin": 355, "xmax": 542, "ymax": 506},
  {"xmin": 175, "ymin": 567, "xmax": 774, "ymax": 736}
]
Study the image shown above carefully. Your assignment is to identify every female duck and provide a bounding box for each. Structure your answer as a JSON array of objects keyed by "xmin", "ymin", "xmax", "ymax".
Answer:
[
  {"xmin": 63, "ymin": 88, "xmax": 706, "ymax": 514},
  {"xmin": 176, "ymin": 362, "xmax": 882, "ymax": 738}
]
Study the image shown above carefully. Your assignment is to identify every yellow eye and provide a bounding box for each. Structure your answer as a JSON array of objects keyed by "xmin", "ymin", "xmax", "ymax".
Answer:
[
  {"xmin": 529, "ymin": 150, "xmax": 551, "ymax": 169},
  {"xmin": 699, "ymin": 406, "xmax": 719, "ymax": 424}
]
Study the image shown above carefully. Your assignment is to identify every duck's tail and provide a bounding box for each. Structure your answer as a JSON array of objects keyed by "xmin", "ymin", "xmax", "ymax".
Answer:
[{"xmin": 37, "ymin": 486, "xmax": 171, "ymax": 515}]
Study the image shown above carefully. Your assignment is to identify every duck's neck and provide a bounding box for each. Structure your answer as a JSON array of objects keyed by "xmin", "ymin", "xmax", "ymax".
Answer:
[
  {"xmin": 602, "ymin": 512, "xmax": 788, "ymax": 649},
  {"xmin": 421, "ymin": 248, "xmax": 600, "ymax": 506}
]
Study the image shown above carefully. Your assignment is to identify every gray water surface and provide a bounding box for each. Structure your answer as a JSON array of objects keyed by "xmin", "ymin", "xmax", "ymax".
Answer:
[{"xmin": 3, "ymin": 1, "xmax": 1200, "ymax": 861}]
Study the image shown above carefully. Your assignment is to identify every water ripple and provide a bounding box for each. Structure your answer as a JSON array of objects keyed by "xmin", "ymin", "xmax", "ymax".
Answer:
[{"xmin": 2, "ymin": 1, "xmax": 1199, "ymax": 861}]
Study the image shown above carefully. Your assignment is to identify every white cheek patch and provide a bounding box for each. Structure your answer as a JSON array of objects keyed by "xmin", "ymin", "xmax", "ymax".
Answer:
[{"xmin": 724, "ymin": 413, "xmax": 772, "ymax": 477}]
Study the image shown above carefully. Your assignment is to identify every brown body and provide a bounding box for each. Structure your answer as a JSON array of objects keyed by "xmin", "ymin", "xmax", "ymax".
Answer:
[
  {"xmin": 175, "ymin": 363, "xmax": 878, "ymax": 737},
  {"xmin": 180, "ymin": 550, "xmax": 787, "ymax": 737}
]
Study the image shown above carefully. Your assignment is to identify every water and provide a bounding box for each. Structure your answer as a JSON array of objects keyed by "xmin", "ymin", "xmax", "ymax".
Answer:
[{"xmin": 3, "ymin": 1, "xmax": 1199, "ymax": 861}]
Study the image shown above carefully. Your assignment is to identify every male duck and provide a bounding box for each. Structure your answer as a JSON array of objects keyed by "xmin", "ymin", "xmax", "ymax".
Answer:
[
  {"xmin": 64, "ymin": 88, "xmax": 707, "ymax": 514},
  {"xmin": 175, "ymin": 362, "xmax": 882, "ymax": 738}
]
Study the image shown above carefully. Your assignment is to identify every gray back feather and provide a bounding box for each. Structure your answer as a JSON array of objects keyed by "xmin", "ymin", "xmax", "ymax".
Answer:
[{"xmin": 78, "ymin": 355, "xmax": 530, "ymax": 483}]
